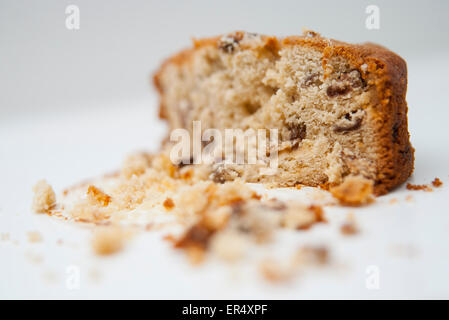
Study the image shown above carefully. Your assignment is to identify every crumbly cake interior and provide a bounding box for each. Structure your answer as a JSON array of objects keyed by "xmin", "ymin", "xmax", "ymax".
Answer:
[{"xmin": 157, "ymin": 32, "xmax": 379, "ymax": 188}]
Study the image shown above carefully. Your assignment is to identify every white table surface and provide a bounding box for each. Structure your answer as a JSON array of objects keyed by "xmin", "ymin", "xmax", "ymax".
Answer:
[{"xmin": 1, "ymin": 55, "xmax": 449, "ymax": 299}]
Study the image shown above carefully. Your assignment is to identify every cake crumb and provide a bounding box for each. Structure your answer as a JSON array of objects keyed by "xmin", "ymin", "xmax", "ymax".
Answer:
[
  {"xmin": 70, "ymin": 200, "xmax": 110, "ymax": 222},
  {"xmin": 330, "ymin": 175, "xmax": 374, "ymax": 206},
  {"xmin": 281, "ymin": 204, "xmax": 325, "ymax": 230},
  {"xmin": 92, "ymin": 226, "xmax": 125, "ymax": 256},
  {"xmin": 340, "ymin": 213, "xmax": 358, "ymax": 236},
  {"xmin": 186, "ymin": 245, "xmax": 206, "ymax": 265},
  {"xmin": 294, "ymin": 246, "xmax": 329, "ymax": 266},
  {"xmin": 162, "ymin": 198, "xmax": 175, "ymax": 210},
  {"xmin": 210, "ymin": 230, "xmax": 248, "ymax": 262},
  {"xmin": 406, "ymin": 183, "xmax": 432, "ymax": 192},
  {"xmin": 87, "ymin": 185, "xmax": 111, "ymax": 207},
  {"xmin": 340, "ymin": 219, "xmax": 359, "ymax": 236},
  {"xmin": 27, "ymin": 231, "xmax": 43, "ymax": 243},
  {"xmin": 203, "ymin": 206, "xmax": 231, "ymax": 231},
  {"xmin": 405, "ymin": 195, "xmax": 414, "ymax": 202},
  {"xmin": 174, "ymin": 224, "xmax": 213, "ymax": 250},
  {"xmin": 389, "ymin": 198, "xmax": 398, "ymax": 205},
  {"xmin": 432, "ymin": 178, "xmax": 443, "ymax": 188},
  {"xmin": 340, "ymin": 222, "xmax": 358, "ymax": 235},
  {"xmin": 259, "ymin": 258, "xmax": 293, "ymax": 282},
  {"xmin": 32, "ymin": 180, "xmax": 56, "ymax": 213}
]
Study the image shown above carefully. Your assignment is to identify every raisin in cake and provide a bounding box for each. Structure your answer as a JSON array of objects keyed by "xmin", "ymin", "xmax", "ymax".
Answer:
[{"xmin": 153, "ymin": 31, "xmax": 414, "ymax": 195}]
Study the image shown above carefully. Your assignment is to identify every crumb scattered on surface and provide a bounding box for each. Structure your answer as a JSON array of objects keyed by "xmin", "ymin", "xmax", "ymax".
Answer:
[
  {"xmin": 294, "ymin": 246, "xmax": 329, "ymax": 266},
  {"xmin": 405, "ymin": 195, "xmax": 414, "ymax": 202},
  {"xmin": 87, "ymin": 185, "xmax": 111, "ymax": 207},
  {"xmin": 340, "ymin": 221, "xmax": 358, "ymax": 236},
  {"xmin": 27, "ymin": 231, "xmax": 43, "ymax": 243},
  {"xmin": 281, "ymin": 204, "xmax": 325, "ymax": 230},
  {"xmin": 330, "ymin": 175, "xmax": 374, "ymax": 206},
  {"xmin": 92, "ymin": 226, "xmax": 126, "ymax": 256},
  {"xmin": 389, "ymin": 198, "xmax": 398, "ymax": 204},
  {"xmin": 259, "ymin": 258, "xmax": 294, "ymax": 282},
  {"xmin": 70, "ymin": 200, "xmax": 110, "ymax": 223},
  {"xmin": 38, "ymin": 147, "xmax": 351, "ymax": 277},
  {"xmin": 174, "ymin": 224, "xmax": 213, "ymax": 250},
  {"xmin": 340, "ymin": 213, "xmax": 358, "ymax": 236},
  {"xmin": 259, "ymin": 245, "xmax": 330, "ymax": 282},
  {"xmin": 186, "ymin": 245, "xmax": 206, "ymax": 265},
  {"xmin": 32, "ymin": 180, "xmax": 56, "ymax": 213},
  {"xmin": 406, "ymin": 183, "xmax": 432, "ymax": 192},
  {"xmin": 432, "ymin": 178, "xmax": 443, "ymax": 188},
  {"xmin": 406, "ymin": 178, "xmax": 443, "ymax": 191},
  {"xmin": 340, "ymin": 222, "xmax": 358, "ymax": 235},
  {"xmin": 210, "ymin": 230, "xmax": 248, "ymax": 262}
]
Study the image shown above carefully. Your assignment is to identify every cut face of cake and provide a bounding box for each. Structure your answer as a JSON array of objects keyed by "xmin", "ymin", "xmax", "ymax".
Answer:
[{"xmin": 154, "ymin": 31, "xmax": 414, "ymax": 195}]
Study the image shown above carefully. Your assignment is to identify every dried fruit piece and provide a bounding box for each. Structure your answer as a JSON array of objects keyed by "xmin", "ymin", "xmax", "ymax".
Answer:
[
  {"xmin": 287, "ymin": 122, "xmax": 307, "ymax": 141},
  {"xmin": 217, "ymin": 33, "xmax": 243, "ymax": 53},
  {"xmin": 162, "ymin": 197, "xmax": 175, "ymax": 210},
  {"xmin": 333, "ymin": 110, "xmax": 364, "ymax": 133}
]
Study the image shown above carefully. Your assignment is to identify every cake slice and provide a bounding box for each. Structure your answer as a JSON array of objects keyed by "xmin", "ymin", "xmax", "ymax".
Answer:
[{"xmin": 153, "ymin": 31, "xmax": 414, "ymax": 195}]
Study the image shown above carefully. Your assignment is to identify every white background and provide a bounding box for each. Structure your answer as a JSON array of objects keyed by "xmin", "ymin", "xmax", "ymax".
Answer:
[{"xmin": 1, "ymin": 0, "xmax": 449, "ymax": 299}]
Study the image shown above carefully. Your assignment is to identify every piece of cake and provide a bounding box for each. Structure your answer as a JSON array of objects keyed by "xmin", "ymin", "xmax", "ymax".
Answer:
[{"xmin": 153, "ymin": 31, "xmax": 414, "ymax": 195}]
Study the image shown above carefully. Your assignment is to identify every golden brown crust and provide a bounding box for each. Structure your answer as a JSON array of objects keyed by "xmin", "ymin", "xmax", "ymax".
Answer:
[{"xmin": 153, "ymin": 32, "xmax": 414, "ymax": 195}]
